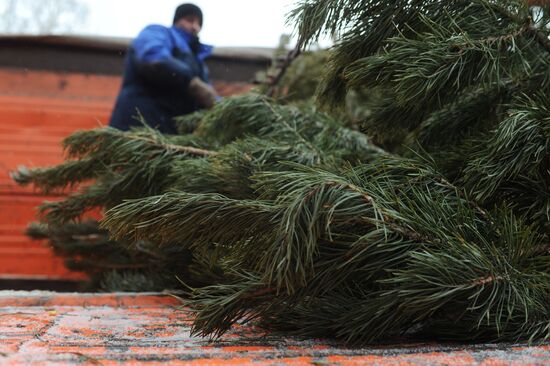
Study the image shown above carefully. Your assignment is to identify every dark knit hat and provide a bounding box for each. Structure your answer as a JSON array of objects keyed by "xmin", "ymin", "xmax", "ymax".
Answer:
[{"xmin": 173, "ymin": 3, "xmax": 203, "ymax": 26}]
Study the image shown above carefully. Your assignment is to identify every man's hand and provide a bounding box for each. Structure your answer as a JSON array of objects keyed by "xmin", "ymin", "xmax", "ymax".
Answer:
[{"xmin": 188, "ymin": 77, "xmax": 218, "ymax": 109}]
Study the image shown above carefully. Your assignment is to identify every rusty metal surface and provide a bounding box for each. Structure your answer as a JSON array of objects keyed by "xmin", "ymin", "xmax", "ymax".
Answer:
[{"xmin": 0, "ymin": 291, "xmax": 548, "ymax": 365}]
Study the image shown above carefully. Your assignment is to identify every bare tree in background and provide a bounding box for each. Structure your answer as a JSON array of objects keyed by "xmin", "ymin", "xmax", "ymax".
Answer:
[{"xmin": 0, "ymin": 0, "xmax": 89, "ymax": 34}]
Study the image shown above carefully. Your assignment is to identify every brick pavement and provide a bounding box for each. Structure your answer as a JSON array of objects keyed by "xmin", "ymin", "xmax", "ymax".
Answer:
[{"xmin": 0, "ymin": 291, "xmax": 548, "ymax": 365}]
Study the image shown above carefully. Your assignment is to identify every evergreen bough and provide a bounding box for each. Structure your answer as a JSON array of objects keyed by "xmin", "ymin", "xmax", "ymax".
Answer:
[{"xmin": 13, "ymin": 0, "xmax": 550, "ymax": 344}]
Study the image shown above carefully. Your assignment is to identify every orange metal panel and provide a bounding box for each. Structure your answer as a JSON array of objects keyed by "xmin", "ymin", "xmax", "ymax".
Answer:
[
  {"xmin": 0, "ymin": 68, "xmax": 120, "ymax": 100},
  {"xmin": 0, "ymin": 68, "xmax": 119, "ymax": 280},
  {"xmin": 0, "ymin": 252, "xmax": 85, "ymax": 279},
  {"xmin": 0, "ymin": 195, "xmax": 82, "ymax": 279}
]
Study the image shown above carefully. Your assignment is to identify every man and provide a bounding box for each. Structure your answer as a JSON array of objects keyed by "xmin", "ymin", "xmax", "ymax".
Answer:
[{"xmin": 109, "ymin": 3, "xmax": 218, "ymax": 134}]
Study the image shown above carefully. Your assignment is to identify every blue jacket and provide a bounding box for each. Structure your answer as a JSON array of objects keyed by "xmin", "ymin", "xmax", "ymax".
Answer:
[{"xmin": 109, "ymin": 25, "xmax": 213, "ymax": 134}]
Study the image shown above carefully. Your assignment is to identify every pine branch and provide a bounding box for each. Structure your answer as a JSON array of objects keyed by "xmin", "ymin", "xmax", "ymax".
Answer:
[
  {"xmin": 265, "ymin": 45, "xmax": 302, "ymax": 97},
  {"xmin": 463, "ymin": 92, "xmax": 550, "ymax": 208},
  {"xmin": 125, "ymin": 135, "xmax": 216, "ymax": 157},
  {"xmin": 102, "ymin": 192, "xmax": 278, "ymax": 248},
  {"xmin": 182, "ymin": 157, "xmax": 548, "ymax": 343}
]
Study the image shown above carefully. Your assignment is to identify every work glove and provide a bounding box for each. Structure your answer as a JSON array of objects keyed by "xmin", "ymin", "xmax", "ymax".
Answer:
[{"xmin": 188, "ymin": 77, "xmax": 218, "ymax": 109}]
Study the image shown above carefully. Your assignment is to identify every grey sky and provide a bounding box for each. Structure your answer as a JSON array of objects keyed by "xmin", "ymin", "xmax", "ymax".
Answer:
[{"xmin": 79, "ymin": 0, "xmax": 299, "ymax": 48}]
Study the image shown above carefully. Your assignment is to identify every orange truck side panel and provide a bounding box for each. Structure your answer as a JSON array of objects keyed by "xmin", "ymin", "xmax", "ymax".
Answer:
[{"xmin": 0, "ymin": 68, "xmax": 118, "ymax": 279}]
